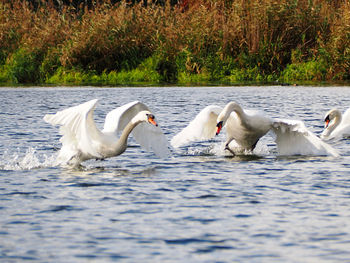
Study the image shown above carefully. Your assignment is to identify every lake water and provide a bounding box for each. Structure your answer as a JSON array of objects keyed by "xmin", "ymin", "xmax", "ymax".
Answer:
[{"xmin": 1, "ymin": 86, "xmax": 350, "ymax": 262}]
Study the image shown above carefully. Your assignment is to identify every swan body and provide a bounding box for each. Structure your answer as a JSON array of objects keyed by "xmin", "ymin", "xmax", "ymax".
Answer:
[
  {"xmin": 171, "ymin": 101, "xmax": 339, "ymax": 157},
  {"xmin": 44, "ymin": 99, "xmax": 170, "ymax": 166},
  {"xmin": 321, "ymin": 108, "xmax": 350, "ymax": 140},
  {"xmin": 216, "ymin": 102, "xmax": 272, "ymax": 152}
]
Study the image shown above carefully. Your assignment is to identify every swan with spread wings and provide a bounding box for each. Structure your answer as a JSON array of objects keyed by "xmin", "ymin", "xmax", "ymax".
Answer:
[
  {"xmin": 171, "ymin": 102, "xmax": 339, "ymax": 157},
  {"xmin": 44, "ymin": 99, "xmax": 170, "ymax": 166}
]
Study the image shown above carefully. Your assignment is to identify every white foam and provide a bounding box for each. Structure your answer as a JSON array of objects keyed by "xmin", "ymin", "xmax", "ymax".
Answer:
[
  {"xmin": 185, "ymin": 141, "xmax": 271, "ymax": 157},
  {"xmin": 0, "ymin": 147, "xmax": 57, "ymax": 170}
]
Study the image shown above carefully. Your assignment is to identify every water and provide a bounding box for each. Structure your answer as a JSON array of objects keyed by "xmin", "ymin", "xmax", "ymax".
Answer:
[{"xmin": 1, "ymin": 86, "xmax": 350, "ymax": 262}]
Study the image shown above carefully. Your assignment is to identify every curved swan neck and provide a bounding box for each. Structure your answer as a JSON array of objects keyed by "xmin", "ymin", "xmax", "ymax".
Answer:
[
  {"xmin": 328, "ymin": 110, "xmax": 342, "ymax": 132},
  {"xmin": 111, "ymin": 119, "xmax": 142, "ymax": 156},
  {"xmin": 222, "ymin": 102, "xmax": 246, "ymax": 123},
  {"xmin": 118, "ymin": 119, "xmax": 141, "ymax": 146},
  {"xmin": 333, "ymin": 111, "xmax": 342, "ymax": 126}
]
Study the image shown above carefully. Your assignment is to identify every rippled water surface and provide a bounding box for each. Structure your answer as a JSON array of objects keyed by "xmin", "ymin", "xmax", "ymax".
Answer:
[{"xmin": 1, "ymin": 86, "xmax": 350, "ymax": 262}]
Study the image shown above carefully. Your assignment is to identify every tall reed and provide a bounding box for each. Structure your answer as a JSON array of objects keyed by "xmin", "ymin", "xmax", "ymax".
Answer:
[{"xmin": 0, "ymin": 0, "xmax": 348, "ymax": 84}]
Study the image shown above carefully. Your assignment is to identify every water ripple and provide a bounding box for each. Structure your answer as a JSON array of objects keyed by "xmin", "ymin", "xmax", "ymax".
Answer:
[
  {"xmin": 1, "ymin": 86, "xmax": 350, "ymax": 262},
  {"xmin": 40, "ymin": 205, "xmax": 84, "ymax": 213}
]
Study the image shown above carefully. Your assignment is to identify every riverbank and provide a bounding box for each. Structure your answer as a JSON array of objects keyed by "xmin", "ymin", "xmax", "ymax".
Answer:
[{"xmin": 0, "ymin": 0, "xmax": 349, "ymax": 86}]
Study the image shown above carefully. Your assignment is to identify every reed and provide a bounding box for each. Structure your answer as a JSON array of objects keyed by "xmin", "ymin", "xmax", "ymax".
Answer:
[{"xmin": 0, "ymin": 0, "xmax": 348, "ymax": 85}]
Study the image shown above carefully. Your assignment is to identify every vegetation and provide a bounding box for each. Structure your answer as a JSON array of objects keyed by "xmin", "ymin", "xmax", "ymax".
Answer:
[{"xmin": 0, "ymin": 0, "xmax": 349, "ymax": 85}]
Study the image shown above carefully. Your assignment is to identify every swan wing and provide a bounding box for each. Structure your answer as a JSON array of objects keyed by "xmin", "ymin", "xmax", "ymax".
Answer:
[
  {"xmin": 103, "ymin": 101, "xmax": 149, "ymax": 133},
  {"xmin": 272, "ymin": 119, "xmax": 339, "ymax": 157},
  {"xmin": 103, "ymin": 101, "xmax": 170, "ymax": 158},
  {"xmin": 171, "ymin": 105, "xmax": 223, "ymax": 148},
  {"xmin": 131, "ymin": 123, "xmax": 171, "ymax": 158},
  {"xmin": 43, "ymin": 99, "xmax": 103, "ymax": 159}
]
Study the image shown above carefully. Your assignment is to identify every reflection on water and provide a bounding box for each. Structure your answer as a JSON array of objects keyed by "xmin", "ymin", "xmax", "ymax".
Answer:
[{"xmin": 1, "ymin": 86, "xmax": 350, "ymax": 262}]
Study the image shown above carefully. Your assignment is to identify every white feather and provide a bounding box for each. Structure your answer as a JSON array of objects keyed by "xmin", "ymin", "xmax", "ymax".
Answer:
[
  {"xmin": 170, "ymin": 105, "xmax": 222, "ymax": 148},
  {"xmin": 223, "ymin": 106, "xmax": 272, "ymax": 151},
  {"xmin": 132, "ymin": 122, "xmax": 170, "ymax": 158},
  {"xmin": 272, "ymin": 119, "xmax": 339, "ymax": 157},
  {"xmin": 103, "ymin": 101, "xmax": 170, "ymax": 158},
  {"xmin": 44, "ymin": 99, "xmax": 103, "ymax": 163},
  {"xmin": 103, "ymin": 101, "xmax": 149, "ymax": 133}
]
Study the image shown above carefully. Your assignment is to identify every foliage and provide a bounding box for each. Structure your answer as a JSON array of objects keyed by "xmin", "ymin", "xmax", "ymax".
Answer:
[
  {"xmin": 0, "ymin": 0, "xmax": 349, "ymax": 85},
  {"xmin": 6, "ymin": 48, "xmax": 42, "ymax": 83},
  {"xmin": 280, "ymin": 59, "xmax": 328, "ymax": 82}
]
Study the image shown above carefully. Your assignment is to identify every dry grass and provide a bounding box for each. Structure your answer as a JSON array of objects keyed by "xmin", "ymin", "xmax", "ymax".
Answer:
[{"xmin": 0, "ymin": 0, "xmax": 349, "ymax": 83}]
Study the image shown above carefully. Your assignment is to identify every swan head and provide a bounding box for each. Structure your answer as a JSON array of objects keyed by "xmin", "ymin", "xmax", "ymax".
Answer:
[
  {"xmin": 323, "ymin": 109, "xmax": 341, "ymax": 128},
  {"xmin": 324, "ymin": 115, "xmax": 330, "ymax": 128},
  {"xmin": 132, "ymin": 110, "xmax": 158, "ymax": 126},
  {"xmin": 216, "ymin": 111, "xmax": 228, "ymax": 135},
  {"xmin": 216, "ymin": 121, "xmax": 223, "ymax": 135}
]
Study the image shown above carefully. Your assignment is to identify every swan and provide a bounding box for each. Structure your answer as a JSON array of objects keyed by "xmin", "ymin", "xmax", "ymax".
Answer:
[
  {"xmin": 44, "ymin": 99, "xmax": 170, "ymax": 166},
  {"xmin": 215, "ymin": 102, "xmax": 272, "ymax": 154},
  {"xmin": 321, "ymin": 108, "xmax": 350, "ymax": 140},
  {"xmin": 171, "ymin": 101, "xmax": 339, "ymax": 157}
]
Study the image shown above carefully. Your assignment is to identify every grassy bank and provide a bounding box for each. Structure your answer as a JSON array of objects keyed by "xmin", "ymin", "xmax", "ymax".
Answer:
[{"xmin": 0, "ymin": 0, "xmax": 349, "ymax": 86}]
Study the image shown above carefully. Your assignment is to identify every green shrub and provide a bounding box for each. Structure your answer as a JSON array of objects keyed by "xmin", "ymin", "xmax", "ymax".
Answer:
[
  {"xmin": 280, "ymin": 59, "xmax": 328, "ymax": 82},
  {"xmin": 40, "ymin": 48, "xmax": 61, "ymax": 82},
  {"xmin": 6, "ymin": 48, "xmax": 42, "ymax": 83}
]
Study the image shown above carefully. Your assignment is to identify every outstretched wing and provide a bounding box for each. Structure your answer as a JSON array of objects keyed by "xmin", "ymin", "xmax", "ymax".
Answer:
[
  {"xmin": 271, "ymin": 119, "xmax": 339, "ymax": 157},
  {"xmin": 171, "ymin": 105, "xmax": 223, "ymax": 148},
  {"xmin": 103, "ymin": 101, "xmax": 149, "ymax": 133},
  {"xmin": 43, "ymin": 99, "xmax": 103, "ymax": 159},
  {"xmin": 103, "ymin": 101, "xmax": 170, "ymax": 158},
  {"xmin": 132, "ymin": 122, "xmax": 171, "ymax": 158}
]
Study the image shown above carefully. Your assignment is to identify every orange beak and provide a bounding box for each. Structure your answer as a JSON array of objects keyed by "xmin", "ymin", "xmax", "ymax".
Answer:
[
  {"xmin": 325, "ymin": 119, "xmax": 330, "ymax": 128},
  {"xmin": 216, "ymin": 121, "xmax": 223, "ymax": 135},
  {"xmin": 148, "ymin": 114, "xmax": 158, "ymax": 126}
]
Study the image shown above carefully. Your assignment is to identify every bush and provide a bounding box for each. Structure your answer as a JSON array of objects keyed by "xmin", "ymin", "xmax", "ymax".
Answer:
[
  {"xmin": 280, "ymin": 59, "xmax": 328, "ymax": 82},
  {"xmin": 0, "ymin": 0, "xmax": 349, "ymax": 85},
  {"xmin": 6, "ymin": 48, "xmax": 42, "ymax": 83}
]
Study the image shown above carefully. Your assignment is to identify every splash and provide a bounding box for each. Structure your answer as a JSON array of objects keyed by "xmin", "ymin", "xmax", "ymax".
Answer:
[
  {"xmin": 0, "ymin": 147, "xmax": 57, "ymax": 171},
  {"xmin": 183, "ymin": 141, "xmax": 271, "ymax": 157}
]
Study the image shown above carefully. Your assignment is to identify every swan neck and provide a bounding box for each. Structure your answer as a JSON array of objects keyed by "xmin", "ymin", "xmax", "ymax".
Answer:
[
  {"xmin": 118, "ymin": 120, "xmax": 139, "ymax": 146},
  {"xmin": 329, "ymin": 112, "xmax": 342, "ymax": 132},
  {"xmin": 101, "ymin": 120, "xmax": 142, "ymax": 158},
  {"xmin": 226, "ymin": 102, "xmax": 246, "ymax": 123},
  {"xmin": 334, "ymin": 114, "xmax": 342, "ymax": 127},
  {"xmin": 231, "ymin": 102, "xmax": 244, "ymax": 115}
]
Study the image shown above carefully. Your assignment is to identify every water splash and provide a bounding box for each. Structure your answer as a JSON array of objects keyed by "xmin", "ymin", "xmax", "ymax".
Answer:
[
  {"xmin": 0, "ymin": 147, "xmax": 57, "ymax": 170},
  {"xmin": 182, "ymin": 141, "xmax": 271, "ymax": 157}
]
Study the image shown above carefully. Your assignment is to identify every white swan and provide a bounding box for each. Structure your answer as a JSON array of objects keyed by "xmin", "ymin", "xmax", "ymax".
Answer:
[
  {"xmin": 321, "ymin": 108, "xmax": 350, "ymax": 140},
  {"xmin": 215, "ymin": 102, "xmax": 272, "ymax": 154},
  {"xmin": 44, "ymin": 99, "xmax": 170, "ymax": 166},
  {"xmin": 171, "ymin": 102, "xmax": 339, "ymax": 157}
]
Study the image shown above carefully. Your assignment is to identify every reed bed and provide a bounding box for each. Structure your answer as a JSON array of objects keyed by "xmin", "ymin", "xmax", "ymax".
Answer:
[{"xmin": 0, "ymin": 0, "xmax": 349, "ymax": 85}]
